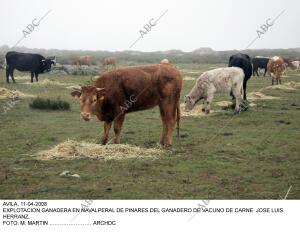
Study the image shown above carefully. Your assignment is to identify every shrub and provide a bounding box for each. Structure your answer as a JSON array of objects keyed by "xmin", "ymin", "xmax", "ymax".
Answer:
[{"xmin": 29, "ymin": 97, "xmax": 70, "ymax": 110}]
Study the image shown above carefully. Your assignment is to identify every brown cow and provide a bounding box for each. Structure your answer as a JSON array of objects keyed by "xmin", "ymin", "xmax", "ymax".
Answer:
[
  {"xmin": 71, "ymin": 64, "xmax": 182, "ymax": 147},
  {"xmin": 72, "ymin": 56, "xmax": 93, "ymax": 66},
  {"xmin": 102, "ymin": 57, "xmax": 116, "ymax": 70},
  {"xmin": 267, "ymin": 56, "xmax": 286, "ymax": 85}
]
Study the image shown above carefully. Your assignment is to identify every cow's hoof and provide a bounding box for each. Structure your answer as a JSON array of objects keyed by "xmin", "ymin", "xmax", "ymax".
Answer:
[
  {"xmin": 234, "ymin": 110, "xmax": 241, "ymax": 115},
  {"xmin": 101, "ymin": 139, "xmax": 108, "ymax": 145},
  {"xmin": 205, "ymin": 109, "xmax": 210, "ymax": 114},
  {"xmin": 201, "ymin": 108, "xmax": 205, "ymax": 112},
  {"xmin": 162, "ymin": 143, "xmax": 172, "ymax": 149}
]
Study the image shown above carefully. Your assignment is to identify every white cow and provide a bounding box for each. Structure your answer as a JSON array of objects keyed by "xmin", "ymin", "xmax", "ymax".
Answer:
[
  {"xmin": 184, "ymin": 67, "xmax": 244, "ymax": 114},
  {"xmin": 291, "ymin": 61, "xmax": 299, "ymax": 70}
]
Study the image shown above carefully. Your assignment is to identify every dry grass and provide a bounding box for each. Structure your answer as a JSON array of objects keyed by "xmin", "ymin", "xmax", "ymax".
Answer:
[
  {"xmin": 264, "ymin": 82, "xmax": 300, "ymax": 91},
  {"xmin": 0, "ymin": 87, "xmax": 35, "ymax": 99},
  {"xmin": 248, "ymin": 92, "xmax": 280, "ymax": 100},
  {"xmin": 34, "ymin": 140, "xmax": 163, "ymax": 161},
  {"xmin": 183, "ymin": 76, "xmax": 196, "ymax": 81},
  {"xmin": 23, "ymin": 78, "xmax": 70, "ymax": 86},
  {"xmin": 14, "ymin": 76, "xmax": 31, "ymax": 80},
  {"xmin": 215, "ymin": 101, "xmax": 233, "ymax": 107},
  {"xmin": 180, "ymin": 103, "xmax": 216, "ymax": 117},
  {"xmin": 66, "ymin": 85, "xmax": 81, "ymax": 90}
]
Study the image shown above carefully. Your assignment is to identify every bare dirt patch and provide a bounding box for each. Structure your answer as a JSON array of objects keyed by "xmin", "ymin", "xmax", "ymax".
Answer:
[
  {"xmin": 0, "ymin": 87, "xmax": 35, "ymax": 99},
  {"xmin": 34, "ymin": 140, "xmax": 163, "ymax": 160}
]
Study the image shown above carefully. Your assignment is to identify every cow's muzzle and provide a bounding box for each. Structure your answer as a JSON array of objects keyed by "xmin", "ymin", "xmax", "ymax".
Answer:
[{"xmin": 81, "ymin": 112, "xmax": 92, "ymax": 121}]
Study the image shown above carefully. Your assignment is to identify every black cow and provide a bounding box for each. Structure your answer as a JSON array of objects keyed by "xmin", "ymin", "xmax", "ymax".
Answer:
[
  {"xmin": 5, "ymin": 51, "xmax": 55, "ymax": 83},
  {"xmin": 228, "ymin": 53, "xmax": 252, "ymax": 101},
  {"xmin": 252, "ymin": 57, "xmax": 269, "ymax": 77}
]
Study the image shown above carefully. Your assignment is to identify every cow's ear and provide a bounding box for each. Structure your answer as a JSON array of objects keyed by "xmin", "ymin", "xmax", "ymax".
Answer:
[
  {"xmin": 96, "ymin": 88, "xmax": 105, "ymax": 95},
  {"xmin": 71, "ymin": 89, "xmax": 81, "ymax": 99},
  {"xmin": 96, "ymin": 88, "xmax": 105, "ymax": 101}
]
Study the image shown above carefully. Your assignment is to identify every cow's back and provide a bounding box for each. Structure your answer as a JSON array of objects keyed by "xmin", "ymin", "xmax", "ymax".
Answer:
[
  {"xmin": 94, "ymin": 64, "xmax": 182, "ymax": 119},
  {"xmin": 228, "ymin": 53, "xmax": 252, "ymax": 79},
  {"xmin": 6, "ymin": 52, "xmax": 43, "ymax": 71}
]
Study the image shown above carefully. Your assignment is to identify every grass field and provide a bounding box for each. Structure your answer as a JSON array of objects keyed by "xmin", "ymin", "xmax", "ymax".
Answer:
[{"xmin": 0, "ymin": 63, "xmax": 299, "ymax": 199}]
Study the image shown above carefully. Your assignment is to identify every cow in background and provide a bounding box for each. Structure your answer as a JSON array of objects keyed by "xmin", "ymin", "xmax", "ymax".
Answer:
[
  {"xmin": 291, "ymin": 61, "xmax": 299, "ymax": 70},
  {"xmin": 5, "ymin": 51, "xmax": 55, "ymax": 83},
  {"xmin": 228, "ymin": 53, "xmax": 252, "ymax": 100},
  {"xmin": 252, "ymin": 57, "xmax": 269, "ymax": 77},
  {"xmin": 71, "ymin": 63, "xmax": 182, "ymax": 147},
  {"xmin": 102, "ymin": 57, "xmax": 116, "ymax": 70},
  {"xmin": 160, "ymin": 59, "xmax": 169, "ymax": 64},
  {"xmin": 72, "ymin": 56, "xmax": 93, "ymax": 66},
  {"xmin": 267, "ymin": 56, "xmax": 287, "ymax": 85}
]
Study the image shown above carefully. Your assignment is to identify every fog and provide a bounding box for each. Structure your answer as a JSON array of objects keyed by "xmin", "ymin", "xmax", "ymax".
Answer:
[{"xmin": 0, "ymin": 0, "xmax": 299, "ymax": 51}]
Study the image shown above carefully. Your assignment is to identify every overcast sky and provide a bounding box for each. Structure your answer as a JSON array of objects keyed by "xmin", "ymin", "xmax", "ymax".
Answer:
[{"xmin": 0, "ymin": 0, "xmax": 299, "ymax": 52}]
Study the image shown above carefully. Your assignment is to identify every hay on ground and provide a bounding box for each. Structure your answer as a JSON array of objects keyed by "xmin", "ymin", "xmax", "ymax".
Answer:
[
  {"xmin": 66, "ymin": 85, "xmax": 81, "ymax": 90},
  {"xmin": 264, "ymin": 82, "xmax": 300, "ymax": 91},
  {"xmin": 0, "ymin": 87, "xmax": 35, "ymax": 99},
  {"xmin": 215, "ymin": 101, "xmax": 233, "ymax": 107},
  {"xmin": 14, "ymin": 76, "xmax": 31, "ymax": 80},
  {"xmin": 248, "ymin": 92, "xmax": 280, "ymax": 100},
  {"xmin": 23, "ymin": 78, "xmax": 69, "ymax": 86},
  {"xmin": 183, "ymin": 76, "xmax": 196, "ymax": 81},
  {"xmin": 34, "ymin": 140, "xmax": 163, "ymax": 160},
  {"xmin": 180, "ymin": 103, "xmax": 215, "ymax": 117}
]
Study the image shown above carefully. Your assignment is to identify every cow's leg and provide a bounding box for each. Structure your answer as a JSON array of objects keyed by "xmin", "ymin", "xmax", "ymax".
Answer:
[
  {"xmin": 6, "ymin": 67, "xmax": 10, "ymax": 83},
  {"xmin": 10, "ymin": 69, "xmax": 16, "ymax": 83},
  {"xmin": 30, "ymin": 72, "xmax": 34, "ymax": 83},
  {"xmin": 113, "ymin": 114, "xmax": 125, "ymax": 144},
  {"xmin": 159, "ymin": 99, "xmax": 177, "ymax": 147},
  {"xmin": 242, "ymin": 80, "xmax": 247, "ymax": 100},
  {"xmin": 263, "ymin": 69, "xmax": 267, "ymax": 77},
  {"xmin": 35, "ymin": 73, "xmax": 39, "ymax": 82},
  {"xmin": 202, "ymin": 98, "xmax": 206, "ymax": 112},
  {"xmin": 204, "ymin": 95, "xmax": 214, "ymax": 114},
  {"xmin": 279, "ymin": 76, "xmax": 282, "ymax": 85},
  {"xmin": 232, "ymin": 86, "xmax": 242, "ymax": 114},
  {"xmin": 102, "ymin": 121, "xmax": 112, "ymax": 145}
]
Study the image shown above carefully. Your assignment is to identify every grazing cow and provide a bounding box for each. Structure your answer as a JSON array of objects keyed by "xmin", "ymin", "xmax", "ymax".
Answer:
[
  {"xmin": 102, "ymin": 57, "xmax": 116, "ymax": 70},
  {"xmin": 72, "ymin": 56, "xmax": 93, "ymax": 66},
  {"xmin": 267, "ymin": 56, "xmax": 286, "ymax": 85},
  {"xmin": 71, "ymin": 64, "xmax": 182, "ymax": 147},
  {"xmin": 184, "ymin": 67, "xmax": 244, "ymax": 114},
  {"xmin": 228, "ymin": 53, "xmax": 252, "ymax": 100},
  {"xmin": 252, "ymin": 57, "xmax": 269, "ymax": 77},
  {"xmin": 160, "ymin": 59, "xmax": 169, "ymax": 64},
  {"xmin": 5, "ymin": 51, "xmax": 55, "ymax": 83},
  {"xmin": 291, "ymin": 61, "xmax": 299, "ymax": 70},
  {"xmin": 283, "ymin": 58, "xmax": 297, "ymax": 71}
]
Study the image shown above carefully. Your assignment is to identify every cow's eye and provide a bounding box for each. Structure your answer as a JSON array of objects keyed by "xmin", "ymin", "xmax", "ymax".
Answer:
[{"xmin": 93, "ymin": 98, "xmax": 97, "ymax": 102}]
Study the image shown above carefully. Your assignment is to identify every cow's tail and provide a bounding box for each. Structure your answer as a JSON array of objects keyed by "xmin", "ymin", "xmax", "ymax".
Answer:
[{"xmin": 176, "ymin": 100, "xmax": 180, "ymax": 137}]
